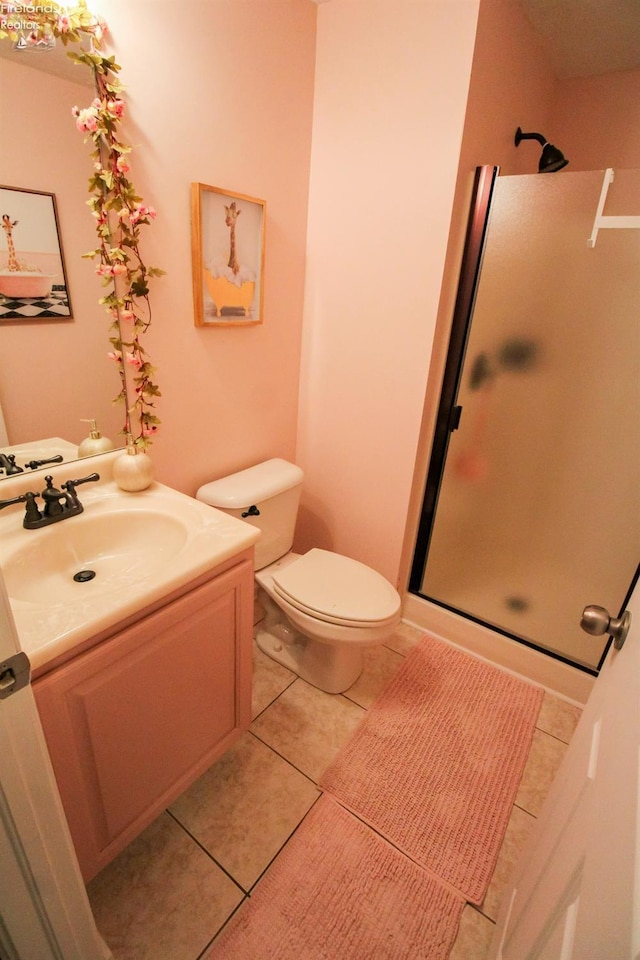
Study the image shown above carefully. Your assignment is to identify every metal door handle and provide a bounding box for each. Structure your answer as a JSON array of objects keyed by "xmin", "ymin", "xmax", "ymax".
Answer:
[{"xmin": 580, "ymin": 604, "xmax": 631, "ymax": 650}]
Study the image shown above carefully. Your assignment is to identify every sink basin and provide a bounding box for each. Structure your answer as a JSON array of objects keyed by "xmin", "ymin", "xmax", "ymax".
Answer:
[
  {"xmin": 4, "ymin": 510, "xmax": 189, "ymax": 603},
  {"xmin": 0, "ymin": 462, "xmax": 260, "ymax": 672}
]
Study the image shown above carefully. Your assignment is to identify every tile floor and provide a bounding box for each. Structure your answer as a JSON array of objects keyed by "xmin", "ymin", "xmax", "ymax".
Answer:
[{"xmin": 87, "ymin": 623, "xmax": 582, "ymax": 960}]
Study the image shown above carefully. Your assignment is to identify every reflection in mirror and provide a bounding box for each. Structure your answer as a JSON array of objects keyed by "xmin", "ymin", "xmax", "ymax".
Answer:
[
  {"xmin": 0, "ymin": 186, "xmax": 73, "ymax": 315},
  {"xmin": 0, "ymin": 32, "xmax": 122, "ymax": 476},
  {"xmin": 0, "ymin": 8, "xmax": 162, "ymax": 479},
  {"xmin": 412, "ymin": 169, "xmax": 640, "ymax": 673}
]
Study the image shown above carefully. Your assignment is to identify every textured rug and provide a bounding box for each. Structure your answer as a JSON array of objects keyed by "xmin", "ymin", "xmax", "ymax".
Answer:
[
  {"xmin": 320, "ymin": 635, "xmax": 543, "ymax": 904},
  {"xmin": 204, "ymin": 795, "xmax": 465, "ymax": 960}
]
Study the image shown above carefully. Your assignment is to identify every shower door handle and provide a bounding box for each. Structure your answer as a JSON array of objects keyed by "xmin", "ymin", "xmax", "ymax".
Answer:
[
  {"xmin": 449, "ymin": 405, "xmax": 463, "ymax": 431},
  {"xmin": 580, "ymin": 604, "xmax": 631, "ymax": 650}
]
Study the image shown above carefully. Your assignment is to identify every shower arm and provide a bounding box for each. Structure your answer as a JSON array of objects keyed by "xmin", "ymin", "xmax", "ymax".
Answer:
[{"xmin": 514, "ymin": 129, "xmax": 547, "ymax": 148}]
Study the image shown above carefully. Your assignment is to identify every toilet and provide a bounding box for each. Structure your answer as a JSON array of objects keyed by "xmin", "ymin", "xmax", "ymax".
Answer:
[{"xmin": 196, "ymin": 458, "xmax": 401, "ymax": 693}]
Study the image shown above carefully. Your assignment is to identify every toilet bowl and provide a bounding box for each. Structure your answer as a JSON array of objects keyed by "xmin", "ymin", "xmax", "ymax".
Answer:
[
  {"xmin": 255, "ymin": 549, "xmax": 401, "ymax": 692},
  {"xmin": 196, "ymin": 459, "xmax": 401, "ymax": 693}
]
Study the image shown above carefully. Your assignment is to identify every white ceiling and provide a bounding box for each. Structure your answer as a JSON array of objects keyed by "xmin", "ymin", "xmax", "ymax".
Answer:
[{"xmin": 520, "ymin": 0, "xmax": 640, "ymax": 78}]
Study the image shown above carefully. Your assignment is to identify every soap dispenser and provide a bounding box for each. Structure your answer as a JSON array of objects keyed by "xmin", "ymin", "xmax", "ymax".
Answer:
[
  {"xmin": 112, "ymin": 435, "xmax": 155, "ymax": 492},
  {"xmin": 77, "ymin": 419, "xmax": 114, "ymax": 458}
]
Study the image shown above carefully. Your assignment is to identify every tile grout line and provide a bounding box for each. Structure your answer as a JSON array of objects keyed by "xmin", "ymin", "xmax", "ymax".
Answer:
[
  {"xmin": 247, "ymin": 727, "xmax": 324, "ymax": 787},
  {"xmin": 196, "ymin": 794, "xmax": 326, "ymax": 958},
  {"xmin": 194, "ymin": 896, "xmax": 247, "ymax": 960},
  {"xmin": 165, "ymin": 808, "xmax": 249, "ymax": 895},
  {"xmin": 250, "ymin": 673, "xmax": 298, "ymax": 722},
  {"xmin": 245, "ymin": 793, "xmax": 325, "ymax": 895},
  {"xmin": 533, "ymin": 724, "xmax": 578, "ymax": 747}
]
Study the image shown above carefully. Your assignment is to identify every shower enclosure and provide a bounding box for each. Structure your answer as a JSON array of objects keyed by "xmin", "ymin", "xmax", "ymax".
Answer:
[{"xmin": 410, "ymin": 167, "xmax": 640, "ymax": 673}]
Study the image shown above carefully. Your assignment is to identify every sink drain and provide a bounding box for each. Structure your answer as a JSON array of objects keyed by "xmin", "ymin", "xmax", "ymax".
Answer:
[{"xmin": 73, "ymin": 570, "xmax": 96, "ymax": 583}]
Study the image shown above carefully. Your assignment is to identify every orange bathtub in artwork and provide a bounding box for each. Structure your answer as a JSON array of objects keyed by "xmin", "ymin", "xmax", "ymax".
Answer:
[{"xmin": 205, "ymin": 271, "xmax": 255, "ymax": 318}]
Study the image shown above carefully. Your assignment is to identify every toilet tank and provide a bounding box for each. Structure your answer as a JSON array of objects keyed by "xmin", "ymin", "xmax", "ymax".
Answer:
[{"xmin": 196, "ymin": 459, "xmax": 304, "ymax": 571}]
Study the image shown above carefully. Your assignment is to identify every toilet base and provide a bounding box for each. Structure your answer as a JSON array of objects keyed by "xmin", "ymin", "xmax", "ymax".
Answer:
[{"xmin": 255, "ymin": 624, "xmax": 364, "ymax": 694}]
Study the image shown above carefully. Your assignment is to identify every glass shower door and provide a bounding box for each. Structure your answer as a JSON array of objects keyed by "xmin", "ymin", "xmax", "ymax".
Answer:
[{"xmin": 414, "ymin": 169, "xmax": 640, "ymax": 672}]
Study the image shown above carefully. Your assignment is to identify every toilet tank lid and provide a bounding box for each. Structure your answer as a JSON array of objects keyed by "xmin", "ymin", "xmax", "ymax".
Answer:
[{"xmin": 196, "ymin": 458, "xmax": 303, "ymax": 509}]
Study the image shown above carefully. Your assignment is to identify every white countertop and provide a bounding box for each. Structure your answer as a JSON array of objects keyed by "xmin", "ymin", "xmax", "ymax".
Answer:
[{"xmin": 0, "ymin": 452, "xmax": 259, "ymax": 672}]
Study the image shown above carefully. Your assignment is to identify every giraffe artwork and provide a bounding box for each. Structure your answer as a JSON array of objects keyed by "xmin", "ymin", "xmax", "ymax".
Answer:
[
  {"xmin": 225, "ymin": 201, "xmax": 241, "ymax": 275},
  {"xmin": 1, "ymin": 214, "xmax": 22, "ymax": 272},
  {"xmin": 0, "ymin": 187, "xmax": 72, "ymax": 317},
  {"xmin": 195, "ymin": 184, "xmax": 265, "ymax": 327}
]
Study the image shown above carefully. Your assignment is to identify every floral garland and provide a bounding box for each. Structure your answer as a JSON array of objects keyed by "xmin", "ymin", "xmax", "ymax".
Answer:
[{"xmin": 0, "ymin": 2, "xmax": 162, "ymax": 449}]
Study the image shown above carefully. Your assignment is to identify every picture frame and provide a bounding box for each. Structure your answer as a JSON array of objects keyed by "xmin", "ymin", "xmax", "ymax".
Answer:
[
  {"xmin": 191, "ymin": 183, "xmax": 265, "ymax": 327},
  {"xmin": 0, "ymin": 185, "xmax": 73, "ymax": 321}
]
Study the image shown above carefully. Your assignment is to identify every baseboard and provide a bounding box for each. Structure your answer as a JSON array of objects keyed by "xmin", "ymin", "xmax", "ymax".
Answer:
[{"xmin": 402, "ymin": 593, "xmax": 594, "ymax": 706}]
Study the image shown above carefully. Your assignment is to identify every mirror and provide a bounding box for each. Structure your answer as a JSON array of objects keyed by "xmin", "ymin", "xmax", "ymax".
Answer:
[
  {"xmin": 0, "ymin": 9, "xmax": 161, "ymax": 479},
  {"xmin": 0, "ymin": 34, "xmax": 123, "ymax": 476}
]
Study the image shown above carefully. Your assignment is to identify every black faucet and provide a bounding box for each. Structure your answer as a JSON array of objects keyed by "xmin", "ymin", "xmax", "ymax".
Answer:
[
  {"xmin": 0, "ymin": 472, "xmax": 100, "ymax": 529},
  {"xmin": 0, "ymin": 452, "xmax": 64, "ymax": 475},
  {"xmin": 0, "ymin": 453, "xmax": 24, "ymax": 475}
]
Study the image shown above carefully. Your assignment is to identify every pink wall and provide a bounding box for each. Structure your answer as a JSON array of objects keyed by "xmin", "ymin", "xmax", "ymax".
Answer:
[
  {"xmin": 552, "ymin": 68, "xmax": 640, "ymax": 171},
  {"xmin": 88, "ymin": 0, "xmax": 317, "ymax": 493},
  {"xmin": 294, "ymin": 0, "xmax": 480, "ymax": 584},
  {"xmin": 459, "ymin": 0, "xmax": 557, "ymax": 176}
]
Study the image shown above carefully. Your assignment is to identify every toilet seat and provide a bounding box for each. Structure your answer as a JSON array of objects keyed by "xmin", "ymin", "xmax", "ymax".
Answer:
[{"xmin": 270, "ymin": 548, "xmax": 401, "ymax": 627}]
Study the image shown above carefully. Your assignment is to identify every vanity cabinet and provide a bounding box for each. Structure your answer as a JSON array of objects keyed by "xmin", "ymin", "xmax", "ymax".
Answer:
[{"xmin": 33, "ymin": 554, "xmax": 254, "ymax": 882}]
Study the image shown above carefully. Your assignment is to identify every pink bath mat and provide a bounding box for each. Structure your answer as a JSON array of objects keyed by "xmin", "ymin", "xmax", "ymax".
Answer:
[
  {"xmin": 320, "ymin": 635, "xmax": 543, "ymax": 904},
  {"xmin": 204, "ymin": 795, "xmax": 465, "ymax": 960}
]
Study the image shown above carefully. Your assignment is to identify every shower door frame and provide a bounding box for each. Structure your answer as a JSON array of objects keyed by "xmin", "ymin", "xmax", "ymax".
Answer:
[
  {"xmin": 409, "ymin": 164, "xmax": 615, "ymax": 678},
  {"xmin": 409, "ymin": 165, "xmax": 497, "ymax": 588}
]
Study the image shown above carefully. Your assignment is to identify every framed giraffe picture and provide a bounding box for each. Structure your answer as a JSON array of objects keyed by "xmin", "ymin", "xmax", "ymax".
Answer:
[
  {"xmin": 191, "ymin": 183, "xmax": 266, "ymax": 327},
  {"xmin": 0, "ymin": 186, "xmax": 72, "ymax": 321}
]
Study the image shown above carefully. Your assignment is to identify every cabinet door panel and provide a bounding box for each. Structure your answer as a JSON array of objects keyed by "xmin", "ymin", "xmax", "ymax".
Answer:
[
  {"xmin": 81, "ymin": 586, "xmax": 237, "ymax": 838},
  {"xmin": 34, "ymin": 560, "xmax": 253, "ymax": 880}
]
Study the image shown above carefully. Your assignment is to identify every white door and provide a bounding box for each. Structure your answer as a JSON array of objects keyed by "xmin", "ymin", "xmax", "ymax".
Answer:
[
  {"xmin": 490, "ymin": 578, "xmax": 640, "ymax": 960},
  {"xmin": 0, "ymin": 574, "xmax": 111, "ymax": 960}
]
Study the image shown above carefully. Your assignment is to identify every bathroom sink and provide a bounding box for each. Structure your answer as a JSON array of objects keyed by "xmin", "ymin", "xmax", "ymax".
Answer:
[
  {"xmin": 0, "ymin": 457, "xmax": 260, "ymax": 672},
  {"xmin": 3, "ymin": 509, "xmax": 189, "ymax": 603}
]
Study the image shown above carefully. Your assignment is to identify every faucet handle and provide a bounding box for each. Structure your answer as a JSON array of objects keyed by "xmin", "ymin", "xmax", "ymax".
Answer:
[
  {"xmin": 62, "ymin": 472, "xmax": 100, "ymax": 491},
  {"xmin": 0, "ymin": 492, "xmax": 30, "ymax": 511},
  {"xmin": 0, "ymin": 491, "xmax": 41, "ymax": 526},
  {"xmin": 23, "ymin": 491, "xmax": 42, "ymax": 524},
  {"xmin": 25, "ymin": 455, "xmax": 64, "ymax": 470}
]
